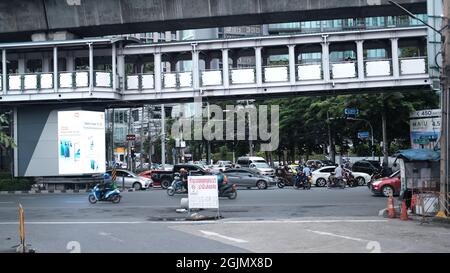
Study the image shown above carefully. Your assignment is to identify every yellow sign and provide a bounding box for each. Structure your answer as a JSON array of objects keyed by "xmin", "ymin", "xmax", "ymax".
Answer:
[{"xmin": 114, "ymin": 147, "xmax": 126, "ymax": 153}]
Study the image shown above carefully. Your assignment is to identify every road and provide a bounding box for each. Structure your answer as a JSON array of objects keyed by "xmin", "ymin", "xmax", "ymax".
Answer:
[{"xmin": 0, "ymin": 186, "xmax": 449, "ymax": 253}]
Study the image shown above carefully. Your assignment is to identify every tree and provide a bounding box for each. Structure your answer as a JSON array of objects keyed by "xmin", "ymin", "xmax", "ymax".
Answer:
[{"xmin": 0, "ymin": 114, "xmax": 15, "ymax": 149}]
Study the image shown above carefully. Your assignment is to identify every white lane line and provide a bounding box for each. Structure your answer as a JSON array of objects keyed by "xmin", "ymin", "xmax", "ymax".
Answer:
[
  {"xmin": 199, "ymin": 230, "xmax": 248, "ymax": 243},
  {"xmin": 0, "ymin": 202, "xmax": 14, "ymax": 204},
  {"xmin": 99, "ymin": 231, "xmax": 124, "ymax": 243},
  {"xmin": 306, "ymin": 229, "xmax": 369, "ymax": 242},
  {"xmin": 0, "ymin": 219, "xmax": 388, "ymax": 225}
]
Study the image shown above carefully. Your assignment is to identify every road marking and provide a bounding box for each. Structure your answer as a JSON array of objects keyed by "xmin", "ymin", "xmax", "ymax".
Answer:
[
  {"xmin": 306, "ymin": 229, "xmax": 369, "ymax": 242},
  {"xmin": 0, "ymin": 202, "xmax": 14, "ymax": 204},
  {"xmin": 0, "ymin": 219, "xmax": 388, "ymax": 225},
  {"xmin": 99, "ymin": 231, "xmax": 124, "ymax": 243},
  {"xmin": 199, "ymin": 230, "xmax": 248, "ymax": 243}
]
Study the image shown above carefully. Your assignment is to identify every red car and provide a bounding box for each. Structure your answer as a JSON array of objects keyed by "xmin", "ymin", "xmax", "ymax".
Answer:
[
  {"xmin": 138, "ymin": 170, "xmax": 173, "ymax": 189},
  {"xmin": 368, "ymin": 170, "xmax": 401, "ymax": 197}
]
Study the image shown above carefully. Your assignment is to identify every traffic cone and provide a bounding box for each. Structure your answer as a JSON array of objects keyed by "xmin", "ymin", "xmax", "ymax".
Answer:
[
  {"xmin": 387, "ymin": 195, "xmax": 396, "ymax": 218},
  {"xmin": 401, "ymin": 200, "xmax": 409, "ymax": 221}
]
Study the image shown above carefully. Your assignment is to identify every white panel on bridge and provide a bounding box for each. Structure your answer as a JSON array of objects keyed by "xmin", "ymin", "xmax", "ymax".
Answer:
[
  {"xmin": 142, "ymin": 74, "xmax": 154, "ymax": 89},
  {"xmin": 297, "ymin": 64, "xmax": 322, "ymax": 80},
  {"xmin": 126, "ymin": 75, "xmax": 139, "ymax": 90},
  {"xmin": 201, "ymin": 70, "xmax": 222, "ymax": 86},
  {"xmin": 59, "ymin": 73, "xmax": 73, "ymax": 88},
  {"xmin": 366, "ymin": 60, "xmax": 391, "ymax": 77},
  {"xmin": 164, "ymin": 73, "xmax": 177, "ymax": 88},
  {"xmin": 0, "ymin": 76, "xmax": 2, "ymax": 90},
  {"xmin": 231, "ymin": 68, "xmax": 255, "ymax": 84},
  {"xmin": 24, "ymin": 74, "xmax": 38, "ymax": 90},
  {"xmin": 95, "ymin": 72, "xmax": 111, "ymax": 87},
  {"xmin": 400, "ymin": 58, "xmax": 426, "ymax": 75},
  {"xmin": 264, "ymin": 66, "xmax": 288, "ymax": 82},
  {"xmin": 76, "ymin": 72, "xmax": 89, "ymax": 87},
  {"xmin": 40, "ymin": 73, "xmax": 53, "ymax": 89},
  {"xmin": 332, "ymin": 62, "xmax": 357, "ymax": 79},
  {"xmin": 179, "ymin": 72, "xmax": 192, "ymax": 87},
  {"xmin": 8, "ymin": 75, "xmax": 21, "ymax": 90}
]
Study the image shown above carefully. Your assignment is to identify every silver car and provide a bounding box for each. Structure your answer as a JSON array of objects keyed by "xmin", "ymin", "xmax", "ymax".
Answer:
[
  {"xmin": 223, "ymin": 168, "xmax": 276, "ymax": 190},
  {"xmin": 106, "ymin": 169, "xmax": 152, "ymax": 190}
]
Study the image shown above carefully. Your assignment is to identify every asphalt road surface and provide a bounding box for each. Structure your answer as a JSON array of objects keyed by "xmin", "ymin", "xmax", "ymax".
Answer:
[{"xmin": 0, "ymin": 187, "xmax": 449, "ymax": 253}]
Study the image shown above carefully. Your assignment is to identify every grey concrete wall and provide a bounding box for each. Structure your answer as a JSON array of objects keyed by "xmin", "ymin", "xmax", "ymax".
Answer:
[{"xmin": 0, "ymin": 0, "xmax": 426, "ymax": 41}]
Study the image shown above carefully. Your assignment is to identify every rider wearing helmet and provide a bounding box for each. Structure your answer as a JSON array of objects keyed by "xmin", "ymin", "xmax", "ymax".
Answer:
[
  {"xmin": 100, "ymin": 173, "xmax": 115, "ymax": 199},
  {"xmin": 179, "ymin": 168, "xmax": 188, "ymax": 190}
]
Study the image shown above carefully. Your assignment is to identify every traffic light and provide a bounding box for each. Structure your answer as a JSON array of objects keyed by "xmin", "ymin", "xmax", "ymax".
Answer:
[{"xmin": 131, "ymin": 147, "xmax": 136, "ymax": 158}]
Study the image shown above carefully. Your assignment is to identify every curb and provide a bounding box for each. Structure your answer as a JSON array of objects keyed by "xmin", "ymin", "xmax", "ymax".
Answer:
[{"xmin": 0, "ymin": 190, "xmax": 91, "ymax": 195}]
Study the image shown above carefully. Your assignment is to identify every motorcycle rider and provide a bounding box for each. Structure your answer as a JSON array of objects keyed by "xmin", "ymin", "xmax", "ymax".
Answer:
[
  {"xmin": 99, "ymin": 173, "xmax": 115, "ymax": 199},
  {"xmin": 179, "ymin": 168, "xmax": 188, "ymax": 191},
  {"xmin": 333, "ymin": 164, "xmax": 344, "ymax": 186}
]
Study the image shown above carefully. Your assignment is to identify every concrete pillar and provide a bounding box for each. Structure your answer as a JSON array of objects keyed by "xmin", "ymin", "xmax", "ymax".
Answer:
[
  {"xmin": 53, "ymin": 47, "xmax": 58, "ymax": 92},
  {"xmin": 321, "ymin": 42, "xmax": 330, "ymax": 81},
  {"xmin": 192, "ymin": 49, "xmax": 200, "ymax": 89},
  {"xmin": 154, "ymin": 52, "xmax": 162, "ymax": 92},
  {"xmin": 66, "ymin": 53, "xmax": 75, "ymax": 71},
  {"xmin": 18, "ymin": 56, "xmax": 25, "ymax": 74},
  {"xmin": 117, "ymin": 49, "xmax": 125, "ymax": 91},
  {"xmin": 88, "ymin": 43, "xmax": 94, "ymax": 93},
  {"xmin": 255, "ymin": 47, "xmax": 262, "ymax": 86},
  {"xmin": 112, "ymin": 43, "xmax": 117, "ymax": 90},
  {"xmin": 356, "ymin": 40, "xmax": 365, "ymax": 80},
  {"xmin": 391, "ymin": 38, "xmax": 400, "ymax": 78},
  {"xmin": 288, "ymin": 45, "xmax": 296, "ymax": 84},
  {"xmin": 42, "ymin": 53, "xmax": 50, "ymax": 73},
  {"xmin": 2, "ymin": 50, "xmax": 6, "ymax": 93},
  {"xmin": 222, "ymin": 49, "xmax": 229, "ymax": 88}
]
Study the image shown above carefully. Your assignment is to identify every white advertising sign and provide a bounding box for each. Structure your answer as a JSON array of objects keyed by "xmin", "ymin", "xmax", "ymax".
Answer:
[
  {"xmin": 58, "ymin": 111, "xmax": 106, "ymax": 175},
  {"xmin": 188, "ymin": 176, "xmax": 219, "ymax": 209},
  {"xmin": 410, "ymin": 109, "xmax": 441, "ymax": 149}
]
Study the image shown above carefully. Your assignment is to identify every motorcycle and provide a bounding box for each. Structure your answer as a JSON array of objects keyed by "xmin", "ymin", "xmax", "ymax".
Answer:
[
  {"xmin": 167, "ymin": 173, "xmax": 187, "ymax": 196},
  {"xmin": 327, "ymin": 173, "xmax": 346, "ymax": 189},
  {"xmin": 344, "ymin": 172, "xmax": 358, "ymax": 188},
  {"xmin": 293, "ymin": 174, "xmax": 312, "ymax": 190},
  {"xmin": 218, "ymin": 181, "xmax": 238, "ymax": 199},
  {"xmin": 88, "ymin": 184, "xmax": 121, "ymax": 204}
]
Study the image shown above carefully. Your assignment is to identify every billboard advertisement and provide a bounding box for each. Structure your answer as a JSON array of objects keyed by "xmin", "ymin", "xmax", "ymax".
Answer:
[
  {"xmin": 188, "ymin": 176, "xmax": 219, "ymax": 209},
  {"xmin": 410, "ymin": 109, "xmax": 441, "ymax": 149},
  {"xmin": 58, "ymin": 111, "xmax": 106, "ymax": 175}
]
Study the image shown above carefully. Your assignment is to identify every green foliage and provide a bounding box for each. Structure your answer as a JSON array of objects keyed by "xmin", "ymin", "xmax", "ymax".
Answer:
[
  {"xmin": 0, "ymin": 173, "xmax": 34, "ymax": 191},
  {"xmin": 0, "ymin": 114, "xmax": 15, "ymax": 149}
]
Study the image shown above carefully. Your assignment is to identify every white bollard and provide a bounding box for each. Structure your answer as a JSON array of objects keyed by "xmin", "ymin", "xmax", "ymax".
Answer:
[{"xmin": 180, "ymin": 198, "xmax": 189, "ymax": 209}]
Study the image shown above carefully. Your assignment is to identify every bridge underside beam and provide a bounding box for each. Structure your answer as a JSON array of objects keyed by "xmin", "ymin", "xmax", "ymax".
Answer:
[{"xmin": 0, "ymin": 0, "xmax": 426, "ymax": 41}]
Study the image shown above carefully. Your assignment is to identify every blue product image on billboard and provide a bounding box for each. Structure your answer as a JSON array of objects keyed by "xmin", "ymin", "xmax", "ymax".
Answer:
[
  {"xmin": 91, "ymin": 160, "xmax": 95, "ymax": 170},
  {"xmin": 60, "ymin": 141, "xmax": 65, "ymax": 156}
]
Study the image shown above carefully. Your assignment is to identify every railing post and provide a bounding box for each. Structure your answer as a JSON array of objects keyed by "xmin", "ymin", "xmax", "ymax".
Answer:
[
  {"xmin": 391, "ymin": 38, "xmax": 400, "ymax": 78},
  {"xmin": 112, "ymin": 43, "xmax": 117, "ymax": 91},
  {"xmin": 192, "ymin": 44, "xmax": 200, "ymax": 90},
  {"xmin": 53, "ymin": 46, "xmax": 58, "ymax": 93},
  {"xmin": 321, "ymin": 41, "xmax": 330, "ymax": 81},
  {"xmin": 356, "ymin": 40, "xmax": 365, "ymax": 80},
  {"xmin": 154, "ymin": 52, "xmax": 162, "ymax": 92},
  {"xmin": 222, "ymin": 49, "xmax": 229, "ymax": 88},
  {"xmin": 2, "ymin": 49, "xmax": 6, "ymax": 94},
  {"xmin": 288, "ymin": 45, "xmax": 296, "ymax": 84},
  {"xmin": 88, "ymin": 43, "xmax": 94, "ymax": 95},
  {"xmin": 255, "ymin": 46, "xmax": 262, "ymax": 86}
]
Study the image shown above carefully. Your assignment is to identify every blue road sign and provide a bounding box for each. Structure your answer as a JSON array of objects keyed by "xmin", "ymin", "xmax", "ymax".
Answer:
[
  {"xmin": 345, "ymin": 108, "xmax": 359, "ymax": 116},
  {"xmin": 358, "ymin": 131, "xmax": 369, "ymax": 139}
]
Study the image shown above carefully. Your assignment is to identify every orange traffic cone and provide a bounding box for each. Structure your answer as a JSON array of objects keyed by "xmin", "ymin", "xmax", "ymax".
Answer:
[
  {"xmin": 401, "ymin": 200, "xmax": 409, "ymax": 221},
  {"xmin": 387, "ymin": 195, "xmax": 396, "ymax": 218}
]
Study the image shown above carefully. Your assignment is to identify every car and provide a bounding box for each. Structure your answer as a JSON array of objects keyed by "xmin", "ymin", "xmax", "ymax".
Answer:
[
  {"xmin": 249, "ymin": 162, "xmax": 275, "ymax": 177},
  {"xmin": 368, "ymin": 170, "xmax": 401, "ymax": 197},
  {"xmin": 306, "ymin": 160, "xmax": 324, "ymax": 169},
  {"xmin": 311, "ymin": 166, "xmax": 372, "ymax": 187},
  {"xmin": 173, "ymin": 164, "xmax": 209, "ymax": 175},
  {"xmin": 352, "ymin": 160, "xmax": 382, "ymax": 175},
  {"xmin": 138, "ymin": 170, "xmax": 173, "ymax": 189},
  {"xmin": 320, "ymin": 160, "xmax": 335, "ymax": 167},
  {"xmin": 236, "ymin": 156, "xmax": 268, "ymax": 168},
  {"xmin": 223, "ymin": 168, "xmax": 277, "ymax": 189},
  {"xmin": 106, "ymin": 169, "xmax": 152, "ymax": 190}
]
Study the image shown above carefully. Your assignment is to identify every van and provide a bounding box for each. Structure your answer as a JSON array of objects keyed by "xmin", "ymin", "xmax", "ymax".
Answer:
[{"xmin": 237, "ymin": 157, "xmax": 275, "ymax": 177}]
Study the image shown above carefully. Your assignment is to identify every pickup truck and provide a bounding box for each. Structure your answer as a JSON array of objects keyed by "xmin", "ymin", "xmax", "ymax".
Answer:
[{"xmin": 138, "ymin": 164, "xmax": 209, "ymax": 189}]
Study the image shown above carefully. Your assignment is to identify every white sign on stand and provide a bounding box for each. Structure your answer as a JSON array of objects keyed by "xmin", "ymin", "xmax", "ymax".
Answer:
[{"xmin": 188, "ymin": 176, "xmax": 219, "ymax": 209}]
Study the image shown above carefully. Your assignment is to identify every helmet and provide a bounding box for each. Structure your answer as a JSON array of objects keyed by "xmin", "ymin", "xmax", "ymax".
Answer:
[
  {"xmin": 180, "ymin": 168, "xmax": 187, "ymax": 173},
  {"xmin": 103, "ymin": 173, "xmax": 111, "ymax": 180}
]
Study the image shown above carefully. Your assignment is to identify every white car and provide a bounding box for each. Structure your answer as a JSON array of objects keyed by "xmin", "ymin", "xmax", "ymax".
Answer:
[{"xmin": 311, "ymin": 166, "xmax": 371, "ymax": 187}]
